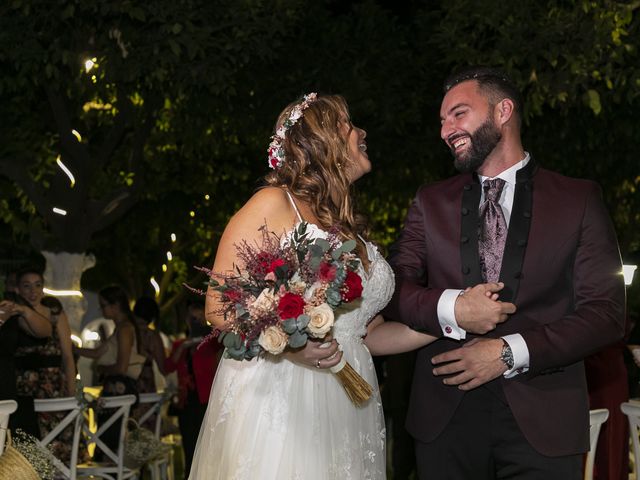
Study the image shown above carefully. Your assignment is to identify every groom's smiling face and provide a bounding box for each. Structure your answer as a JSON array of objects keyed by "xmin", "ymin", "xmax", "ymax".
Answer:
[{"xmin": 440, "ymin": 80, "xmax": 502, "ymax": 173}]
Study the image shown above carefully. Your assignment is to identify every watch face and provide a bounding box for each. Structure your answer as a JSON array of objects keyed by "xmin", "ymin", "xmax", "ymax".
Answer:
[{"xmin": 501, "ymin": 344, "xmax": 514, "ymax": 369}]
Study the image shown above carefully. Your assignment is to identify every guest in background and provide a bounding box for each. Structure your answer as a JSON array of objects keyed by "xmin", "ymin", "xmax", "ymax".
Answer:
[
  {"xmin": 132, "ymin": 295, "xmax": 167, "ymax": 428},
  {"xmin": 0, "ymin": 293, "xmax": 52, "ymax": 436},
  {"xmin": 15, "ymin": 268, "xmax": 76, "ymax": 397},
  {"xmin": 585, "ymin": 340, "xmax": 629, "ymax": 480},
  {"xmin": 165, "ymin": 300, "xmax": 221, "ymax": 480},
  {"xmin": 133, "ymin": 295, "xmax": 167, "ymax": 393},
  {"xmin": 75, "ymin": 285, "xmax": 146, "ymax": 456},
  {"xmin": 13, "ymin": 268, "xmax": 77, "ymax": 463}
]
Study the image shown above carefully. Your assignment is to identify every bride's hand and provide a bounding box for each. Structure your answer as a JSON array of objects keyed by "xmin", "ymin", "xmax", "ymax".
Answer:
[{"xmin": 285, "ymin": 335, "xmax": 343, "ymax": 370}]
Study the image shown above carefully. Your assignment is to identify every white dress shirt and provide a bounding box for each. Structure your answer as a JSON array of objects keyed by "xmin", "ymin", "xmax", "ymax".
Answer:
[{"xmin": 437, "ymin": 153, "xmax": 531, "ymax": 377}]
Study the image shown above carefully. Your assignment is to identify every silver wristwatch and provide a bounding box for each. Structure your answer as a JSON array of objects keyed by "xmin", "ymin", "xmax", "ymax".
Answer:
[{"xmin": 500, "ymin": 340, "xmax": 514, "ymax": 370}]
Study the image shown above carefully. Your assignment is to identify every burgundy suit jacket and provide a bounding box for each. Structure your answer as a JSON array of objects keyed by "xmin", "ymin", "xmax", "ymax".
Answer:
[{"xmin": 386, "ymin": 158, "xmax": 626, "ymax": 456}]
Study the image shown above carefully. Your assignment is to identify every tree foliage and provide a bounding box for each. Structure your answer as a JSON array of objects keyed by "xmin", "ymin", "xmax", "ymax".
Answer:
[{"xmin": 1, "ymin": 0, "xmax": 639, "ymax": 322}]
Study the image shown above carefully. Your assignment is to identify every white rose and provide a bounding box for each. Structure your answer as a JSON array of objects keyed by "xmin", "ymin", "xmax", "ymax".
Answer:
[
  {"xmin": 250, "ymin": 288, "xmax": 277, "ymax": 316},
  {"xmin": 258, "ymin": 325, "xmax": 289, "ymax": 355},
  {"xmin": 306, "ymin": 303, "xmax": 335, "ymax": 338}
]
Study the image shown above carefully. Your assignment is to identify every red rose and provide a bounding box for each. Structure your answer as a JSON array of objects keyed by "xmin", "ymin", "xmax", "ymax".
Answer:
[
  {"xmin": 269, "ymin": 258, "xmax": 285, "ymax": 273},
  {"xmin": 341, "ymin": 270, "xmax": 363, "ymax": 302},
  {"xmin": 277, "ymin": 292, "xmax": 306, "ymax": 320},
  {"xmin": 257, "ymin": 253, "xmax": 286, "ymax": 274},
  {"xmin": 318, "ymin": 262, "xmax": 337, "ymax": 282}
]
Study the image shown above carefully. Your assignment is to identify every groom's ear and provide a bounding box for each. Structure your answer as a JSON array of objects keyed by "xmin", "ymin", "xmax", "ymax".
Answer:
[{"xmin": 495, "ymin": 98, "xmax": 515, "ymax": 127}]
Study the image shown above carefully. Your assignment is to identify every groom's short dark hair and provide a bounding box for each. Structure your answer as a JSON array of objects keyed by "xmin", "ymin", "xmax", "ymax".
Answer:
[{"xmin": 443, "ymin": 66, "xmax": 523, "ymax": 127}]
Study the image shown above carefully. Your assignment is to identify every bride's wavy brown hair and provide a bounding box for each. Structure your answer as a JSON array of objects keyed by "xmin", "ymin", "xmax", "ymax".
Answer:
[{"xmin": 264, "ymin": 94, "xmax": 369, "ymax": 246}]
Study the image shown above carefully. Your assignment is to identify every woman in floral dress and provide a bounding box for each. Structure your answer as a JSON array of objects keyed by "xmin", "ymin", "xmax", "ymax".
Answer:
[{"xmin": 14, "ymin": 268, "xmax": 77, "ymax": 461}]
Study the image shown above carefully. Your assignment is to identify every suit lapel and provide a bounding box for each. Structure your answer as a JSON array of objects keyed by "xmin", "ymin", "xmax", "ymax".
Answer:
[
  {"xmin": 498, "ymin": 158, "xmax": 537, "ymax": 302},
  {"xmin": 458, "ymin": 158, "xmax": 538, "ymax": 303}
]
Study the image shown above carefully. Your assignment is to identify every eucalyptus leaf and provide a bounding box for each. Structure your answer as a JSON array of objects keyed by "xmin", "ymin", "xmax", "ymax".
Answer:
[
  {"xmin": 313, "ymin": 238, "xmax": 331, "ymax": 253},
  {"xmin": 281, "ymin": 318, "xmax": 298, "ymax": 334},
  {"xmin": 288, "ymin": 330, "xmax": 307, "ymax": 348},
  {"xmin": 296, "ymin": 314, "xmax": 310, "ymax": 330}
]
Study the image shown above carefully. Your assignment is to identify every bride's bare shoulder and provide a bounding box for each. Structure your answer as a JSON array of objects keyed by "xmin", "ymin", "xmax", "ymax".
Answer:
[{"xmin": 224, "ymin": 187, "xmax": 294, "ymax": 238}]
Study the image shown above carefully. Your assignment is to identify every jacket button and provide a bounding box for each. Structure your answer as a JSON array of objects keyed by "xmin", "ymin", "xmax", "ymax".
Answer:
[
  {"xmin": 463, "ymin": 184, "xmax": 472, "ymax": 191},
  {"xmin": 523, "ymin": 211, "xmax": 531, "ymax": 218},
  {"xmin": 461, "ymin": 208, "xmax": 469, "ymax": 215},
  {"xmin": 461, "ymin": 236, "xmax": 469, "ymax": 244},
  {"xmin": 514, "ymin": 271, "xmax": 523, "ymax": 279},
  {"xmin": 462, "ymin": 266, "xmax": 470, "ymax": 274},
  {"xmin": 517, "ymin": 239, "xmax": 527, "ymax": 247}
]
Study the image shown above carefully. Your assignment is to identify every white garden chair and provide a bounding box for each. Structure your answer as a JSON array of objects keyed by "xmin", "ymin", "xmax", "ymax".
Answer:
[
  {"xmin": 136, "ymin": 392, "xmax": 174, "ymax": 480},
  {"xmin": 621, "ymin": 401, "xmax": 640, "ymax": 479},
  {"xmin": 34, "ymin": 396, "xmax": 85, "ymax": 479},
  {"xmin": 76, "ymin": 394, "xmax": 138, "ymax": 480},
  {"xmin": 584, "ymin": 408, "xmax": 609, "ymax": 480},
  {"xmin": 0, "ymin": 399, "xmax": 18, "ymax": 455}
]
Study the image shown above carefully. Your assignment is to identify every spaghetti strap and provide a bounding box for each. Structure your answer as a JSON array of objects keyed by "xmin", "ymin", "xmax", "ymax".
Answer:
[{"xmin": 284, "ymin": 190, "xmax": 304, "ymax": 222}]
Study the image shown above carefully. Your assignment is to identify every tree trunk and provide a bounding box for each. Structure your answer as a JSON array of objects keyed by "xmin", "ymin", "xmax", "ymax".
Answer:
[{"xmin": 42, "ymin": 251, "xmax": 96, "ymax": 332}]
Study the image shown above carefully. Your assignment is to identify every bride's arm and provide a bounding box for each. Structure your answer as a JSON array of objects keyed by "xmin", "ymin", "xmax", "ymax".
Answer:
[
  {"xmin": 364, "ymin": 315, "xmax": 437, "ymax": 356},
  {"xmin": 205, "ymin": 187, "xmax": 297, "ymax": 330}
]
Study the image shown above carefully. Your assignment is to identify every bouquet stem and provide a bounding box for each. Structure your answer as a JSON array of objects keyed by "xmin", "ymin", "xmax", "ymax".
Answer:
[{"xmin": 329, "ymin": 359, "xmax": 373, "ymax": 407}]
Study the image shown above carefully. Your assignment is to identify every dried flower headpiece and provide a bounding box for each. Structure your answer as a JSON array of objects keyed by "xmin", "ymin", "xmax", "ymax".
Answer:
[{"xmin": 267, "ymin": 92, "xmax": 318, "ymax": 169}]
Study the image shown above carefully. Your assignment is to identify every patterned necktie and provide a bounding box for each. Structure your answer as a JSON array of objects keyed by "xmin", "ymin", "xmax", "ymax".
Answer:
[{"xmin": 479, "ymin": 178, "xmax": 507, "ymax": 283}]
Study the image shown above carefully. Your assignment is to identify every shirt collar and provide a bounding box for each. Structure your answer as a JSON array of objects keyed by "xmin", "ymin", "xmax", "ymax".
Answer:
[{"xmin": 479, "ymin": 152, "xmax": 530, "ymax": 185}]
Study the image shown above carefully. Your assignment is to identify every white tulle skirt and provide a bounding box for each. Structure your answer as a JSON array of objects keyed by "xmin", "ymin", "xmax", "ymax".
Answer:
[{"xmin": 188, "ymin": 337, "xmax": 386, "ymax": 480}]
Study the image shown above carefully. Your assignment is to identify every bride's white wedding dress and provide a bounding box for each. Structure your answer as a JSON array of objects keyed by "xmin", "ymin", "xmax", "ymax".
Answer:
[{"xmin": 189, "ymin": 221, "xmax": 394, "ymax": 480}]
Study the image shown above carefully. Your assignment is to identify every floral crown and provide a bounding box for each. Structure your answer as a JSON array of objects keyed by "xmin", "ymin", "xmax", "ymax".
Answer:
[{"xmin": 267, "ymin": 92, "xmax": 318, "ymax": 169}]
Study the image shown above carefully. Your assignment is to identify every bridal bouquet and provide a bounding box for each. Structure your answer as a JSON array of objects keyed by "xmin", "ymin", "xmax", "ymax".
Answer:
[{"xmin": 196, "ymin": 222, "xmax": 372, "ymax": 406}]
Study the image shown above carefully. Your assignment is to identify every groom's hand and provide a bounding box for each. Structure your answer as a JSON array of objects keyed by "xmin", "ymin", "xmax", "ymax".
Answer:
[
  {"xmin": 431, "ymin": 338, "xmax": 506, "ymax": 390},
  {"xmin": 454, "ymin": 282, "xmax": 516, "ymax": 334}
]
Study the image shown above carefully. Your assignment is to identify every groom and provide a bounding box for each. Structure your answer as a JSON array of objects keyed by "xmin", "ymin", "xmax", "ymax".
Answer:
[{"xmin": 386, "ymin": 66, "xmax": 625, "ymax": 479}]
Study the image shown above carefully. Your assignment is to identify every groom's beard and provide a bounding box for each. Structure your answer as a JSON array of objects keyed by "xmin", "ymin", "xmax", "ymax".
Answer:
[{"xmin": 452, "ymin": 117, "xmax": 502, "ymax": 174}]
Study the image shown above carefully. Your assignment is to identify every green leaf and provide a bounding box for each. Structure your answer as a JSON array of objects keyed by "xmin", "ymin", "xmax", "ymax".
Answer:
[
  {"xmin": 585, "ymin": 89, "xmax": 602, "ymax": 115},
  {"xmin": 296, "ymin": 314, "xmax": 310, "ymax": 330},
  {"xmin": 288, "ymin": 330, "xmax": 307, "ymax": 348},
  {"xmin": 313, "ymin": 238, "xmax": 330, "ymax": 252},
  {"xmin": 281, "ymin": 318, "xmax": 297, "ymax": 334},
  {"xmin": 168, "ymin": 39, "xmax": 181, "ymax": 56}
]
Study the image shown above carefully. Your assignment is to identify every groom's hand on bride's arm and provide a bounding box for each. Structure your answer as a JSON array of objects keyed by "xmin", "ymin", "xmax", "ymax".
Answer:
[
  {"xmin": 431, "ymin": 338, "xmax": 507, "ymax": 390},
  {"xmin": 454, "ymin": 283, "xmax": 516, "ymax": 334}
]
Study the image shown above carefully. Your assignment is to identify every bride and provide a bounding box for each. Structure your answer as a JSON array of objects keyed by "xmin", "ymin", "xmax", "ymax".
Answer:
[{"xmin": 189, "ymin": 93, "xmax": 434, "ymax": 479}]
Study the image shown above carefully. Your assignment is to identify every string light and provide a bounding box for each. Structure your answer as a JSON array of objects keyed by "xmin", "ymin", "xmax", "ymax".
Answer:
[
  {"xmin": 623, "ymin": 265, "xmax": 637, "ymax": 286},
  {"xmin": 84, "ymin": 57, "xmax": 97, "ymax": 73},
  {"xmin": 150, "ymin": 276, "xmax": 160, "ymax": 296},
  {"xmin": 71, "ymin": 129, "xmax": 82, "ymax": 142},
  {"xmin": 204, "ymin": 194, "xmax": 210, "ymax": 200},
  {"xmin": 162, "ymin": 264, "xmax": 168, "ymax": 272},
  {"xmin": 166, "ymin": 251, "xmax": 173, "ymax": 262},
  {"xmin": 56, "ymin": 155, "xmax": 76, "ymax": 187},
  {"xmin": 189, "ymin": 211, "xmax": 196, "ymax": 217},
  {"xmin": 52, "ymin": 207, "xmax": 67, "ymax": 216},
  {"xmin": 43, "ymin": 287, "xmax": 83, "ymax": 297},
  {"xmin": 170, "ymin": 233, "xmax": 176, "ymax": 242}
]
